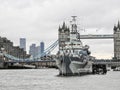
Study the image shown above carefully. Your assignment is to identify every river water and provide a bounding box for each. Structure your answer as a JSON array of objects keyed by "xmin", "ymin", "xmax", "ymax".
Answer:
[{"xmin": 0, "ymin": 69, "xmax": 120, "ymax": 90}]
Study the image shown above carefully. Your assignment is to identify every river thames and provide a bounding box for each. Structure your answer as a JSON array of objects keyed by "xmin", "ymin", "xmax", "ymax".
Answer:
[{"xmin": 0, "ymin": 69, "xmax": 120, "ymax": 90}]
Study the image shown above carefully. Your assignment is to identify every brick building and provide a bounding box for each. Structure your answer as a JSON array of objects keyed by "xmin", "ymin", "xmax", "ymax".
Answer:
[{"xmin": 0, "ymin": 36, "xmax": 30, "ymax": 60}]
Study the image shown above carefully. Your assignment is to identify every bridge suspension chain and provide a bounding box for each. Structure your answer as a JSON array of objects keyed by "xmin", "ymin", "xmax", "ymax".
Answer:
[{"xmin": 34, "ymin": 40, "xmax": 58, "ymax": 59}]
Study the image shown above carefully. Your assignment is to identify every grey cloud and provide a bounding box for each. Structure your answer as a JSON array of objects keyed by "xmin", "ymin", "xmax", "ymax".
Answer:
[{"xmin": 0, "ymin": 0, "xmax": 120, "ymax": 58}]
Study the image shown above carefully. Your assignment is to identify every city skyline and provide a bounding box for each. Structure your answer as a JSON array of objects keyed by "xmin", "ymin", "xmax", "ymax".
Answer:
[
  {"xmin": 29, "ymin": 42, "xmax": 45, "ymax": 57},
  {"xmin": 0, "ymin": 0, "xmax": 120, "ymax": 59}
]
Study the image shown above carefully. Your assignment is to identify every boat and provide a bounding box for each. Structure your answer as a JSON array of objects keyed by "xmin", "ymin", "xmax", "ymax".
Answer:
[
  {"xmin": 55, "ymin": 16, "xmax": 95, "ymax": 76},
  {"xmin": 113, "ymin": 67, "xmax": 120, "ymax": 71}
]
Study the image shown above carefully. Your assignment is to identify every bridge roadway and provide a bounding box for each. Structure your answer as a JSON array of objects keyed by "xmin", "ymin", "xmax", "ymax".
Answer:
[{"xmin": 80, "ymin": 34, "xmax": 113, "ymax": 39}]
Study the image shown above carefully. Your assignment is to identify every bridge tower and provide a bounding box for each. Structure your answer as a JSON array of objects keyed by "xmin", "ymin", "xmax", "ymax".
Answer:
[
  {"xmin": 113, "ymin": 21, "xmax": 120, "ymax": 60},
  {"xmin": 58, "ymin": 22, "xmax": 70, "ymax": 51}
]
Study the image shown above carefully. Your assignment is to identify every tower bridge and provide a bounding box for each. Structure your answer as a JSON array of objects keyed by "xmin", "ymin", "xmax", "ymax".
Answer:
[
  {"xmin": 80, "ymin": 21, "xmax": 120, "ymax": 61},
  {"xmin": 0, "ymin": 21, "xmax": 120, "ymax": 69}
]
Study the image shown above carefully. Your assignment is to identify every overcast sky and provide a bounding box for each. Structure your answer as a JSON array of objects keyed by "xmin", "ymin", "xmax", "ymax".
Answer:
[{"xmin": 0, "ymin": 0, "xmax": 120, "ymax": 59}]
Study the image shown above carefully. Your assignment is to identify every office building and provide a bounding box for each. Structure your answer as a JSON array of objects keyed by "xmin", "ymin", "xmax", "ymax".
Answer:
[
  {"xmin": 29, "ymin": 44, "xmax": 36, "ymax": 58},
  {"xmin": 20, "ymin": 38, "xmax": 26, "ymax": 51},
  {"xmin": 40, "ymin": 42, "xmax": 44, "ymax": 54}
]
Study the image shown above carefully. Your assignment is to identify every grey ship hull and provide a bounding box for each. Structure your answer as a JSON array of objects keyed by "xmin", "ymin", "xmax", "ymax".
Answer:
[{"xmin": 55, "ymin": 55, "xmax": 93, "ymax": 76}]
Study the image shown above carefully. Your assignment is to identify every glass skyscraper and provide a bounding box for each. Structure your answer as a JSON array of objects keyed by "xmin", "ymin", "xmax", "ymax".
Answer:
[
  {"xmin": 40, "ymin": 42, "xmax": 44, "ymax": 54},
  {"xmin": 29, "ymin": 44, "xmax": 36, "ymax": 58},
  {"xmin": 29, "ymin": 42, "xmax": 45, "ymax": 58},
  {"xmin": 20, "ymin": 38, "xmax": 26, "ymax": 51}
]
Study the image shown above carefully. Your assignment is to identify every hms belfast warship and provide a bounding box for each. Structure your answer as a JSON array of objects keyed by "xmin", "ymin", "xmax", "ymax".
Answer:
[{"xmin": 55, "ymin": 16, "xmax": 96, "ymax": 76}]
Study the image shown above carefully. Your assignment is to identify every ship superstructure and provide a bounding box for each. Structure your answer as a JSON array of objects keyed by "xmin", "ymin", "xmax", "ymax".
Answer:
[{"xmin": 55, "ymin": 16, "xmax": 95, "ymax": 75}]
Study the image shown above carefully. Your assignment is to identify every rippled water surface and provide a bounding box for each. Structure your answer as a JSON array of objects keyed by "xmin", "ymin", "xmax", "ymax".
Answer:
[{"xmin": 0, "ymin": 69, "xmax": 120, "ymax": 90}]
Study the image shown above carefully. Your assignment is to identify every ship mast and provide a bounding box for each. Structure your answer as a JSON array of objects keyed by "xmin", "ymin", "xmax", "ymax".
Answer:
[
  {"xmin": 71, "ymin": 16, "xmax": 78, "ymax": 33},
  {"xmin": 70, "ymin": 16, "xmax": 81, "ymax": 40}
]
